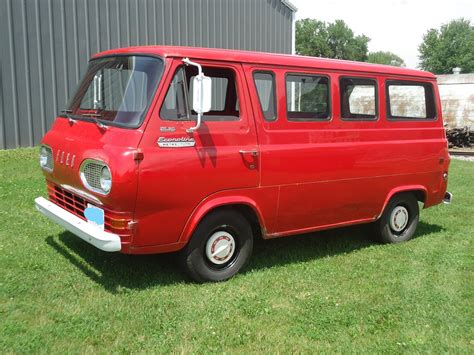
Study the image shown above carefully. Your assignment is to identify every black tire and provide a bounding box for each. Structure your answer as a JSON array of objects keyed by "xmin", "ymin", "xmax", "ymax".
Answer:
[
  {"xmin": 373, "ymin": 192, "xmax": 419, "ymax": 244},
  {"xmin": 178, "ymin": 209, "xmax": 253, "ymax": 282}
]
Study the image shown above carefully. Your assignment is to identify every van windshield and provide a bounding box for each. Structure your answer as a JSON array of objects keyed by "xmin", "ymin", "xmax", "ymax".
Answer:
[{"xmin": 64, "ymin": 55, "xmax": 163, "ymax": 128}]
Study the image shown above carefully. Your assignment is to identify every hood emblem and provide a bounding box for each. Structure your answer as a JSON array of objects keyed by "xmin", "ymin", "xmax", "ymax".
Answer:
[{"xmin": 56, "ymin": 150, "xmax": 76, "ymax": 167}]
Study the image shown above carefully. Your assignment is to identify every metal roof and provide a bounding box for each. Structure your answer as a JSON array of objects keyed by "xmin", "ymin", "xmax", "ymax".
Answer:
[
  {"xmin": 95, "ymin": 45, "xmax": 436, "ymax": 79},
  {"xmin": 281, "ymin": 0, "xmax": 298, "ymax": 12}
]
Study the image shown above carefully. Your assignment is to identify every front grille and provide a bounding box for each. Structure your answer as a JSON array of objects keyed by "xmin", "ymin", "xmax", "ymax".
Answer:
[
  {"xmin": 48, "ymin": 184, "xmax": 87, "ymax": 218},
  {"xmin": 47, "ymin": 182, "xmax": 133, "ymax": 242},
  {"xmin": 82, "ymin": 161, "xmax": 104, "ymax": 190}
]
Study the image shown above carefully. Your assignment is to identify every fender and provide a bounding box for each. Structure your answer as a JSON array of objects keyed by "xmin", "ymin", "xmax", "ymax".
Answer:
[
  {"xmin": 378, "ymin": 185, "xmax": 428, "ymax": 219},
  {"xmin": 178, "ymin": 193, "xmax": 268, "ymax": 243}
]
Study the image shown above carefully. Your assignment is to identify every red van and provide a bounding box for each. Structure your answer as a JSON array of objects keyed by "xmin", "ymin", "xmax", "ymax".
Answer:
[{"xmin": 35, "ymin": 46, "xmax": 452, "ymax": 282}]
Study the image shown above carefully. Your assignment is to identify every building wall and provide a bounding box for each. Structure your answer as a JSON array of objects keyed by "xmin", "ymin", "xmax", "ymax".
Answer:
[
  {"xmin": 437, "ymin": 74, "xmax": 474, "ymax": 128},
  {"xmin": 0, "ymin": 0, "xmax": 295, "ymax": 149}
]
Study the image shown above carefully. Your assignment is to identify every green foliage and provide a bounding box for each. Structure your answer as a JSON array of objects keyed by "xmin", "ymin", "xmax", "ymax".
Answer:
[
  {"xmin": 418, "ymin": 18, "xmax": 474, "ymax": 74},
  {"xmin": 368, "ymin": 51, "xmax": 406, "ymax": 67},
  {"xmin": 296, "ymin": 19, "xmax": 370, "ymax": 62},
  {"xmin": 1, "ymin": 148, "xmax": 473, "ymax": 352},
  {"xmin": 300, "ymin": 84, "xmax": 328, "ymax": 114},
  {"xmin": 287, "ymin": 77, "xmax": 328, "ymax": 114}
]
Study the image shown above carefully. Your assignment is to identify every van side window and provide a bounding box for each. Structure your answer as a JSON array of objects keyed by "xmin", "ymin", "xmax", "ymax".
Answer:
[
  {"xmin": 161, "ymin": 66, "xmax": 239, "ymax": 121},
  {"xmin": 253, "ymin": 72, "xmax": 277, "ymax": 121},
  {"xmin": 286, "ymin": 74, "xmax": 330, "ymax": 121},
  {"xmin": 340, "ymin": 78, "xmax": 377, "ymax": 120},
  {"xmin": 386, "ymin": 81, "xmax": 436, "ymax": 119}
]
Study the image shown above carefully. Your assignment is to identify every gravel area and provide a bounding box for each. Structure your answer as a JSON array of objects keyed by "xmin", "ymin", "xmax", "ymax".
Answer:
[{"xmin": 450, "ymin": 155, "xmax": 474, "ymax": 162}]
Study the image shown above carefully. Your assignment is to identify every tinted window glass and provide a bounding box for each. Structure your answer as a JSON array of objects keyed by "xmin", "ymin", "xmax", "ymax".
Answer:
[
  {"xmin": 254, "ymin": 72, "xmax": 277, "ymax": 121},
  {"xmin": 340, "ymin": 78, "xmax": 377, "ymax": 120},
  {"xmin": 161, "ymin": 66, "xmax": 239, "ymax": 121},
  {"xmin": 387, "ymin": 82, "xmax": 436, "ymax": 119},
  {"xmin": 286, "ymin": 74, "xmax": 330, "ymax": 121}
]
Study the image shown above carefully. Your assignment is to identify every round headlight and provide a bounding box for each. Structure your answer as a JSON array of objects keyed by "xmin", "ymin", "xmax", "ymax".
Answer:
[{"xmin": 99, "ymin": 166, "xmax": 112, "ymax": 193}]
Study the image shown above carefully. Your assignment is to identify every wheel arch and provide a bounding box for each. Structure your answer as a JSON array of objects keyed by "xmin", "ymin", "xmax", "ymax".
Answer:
[
  {"xmin": 179, "ymin": 195, "xmax": 266, "ymax": 244},
  {"xmin": 378, "ymin": 185, "xmax": 427, "ymax": 219}
]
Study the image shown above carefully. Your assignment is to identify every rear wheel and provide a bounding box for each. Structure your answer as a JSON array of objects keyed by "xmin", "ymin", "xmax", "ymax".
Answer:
[
  {"xmin": 179, "ymin": 209, "xmax": 253, "ymax": 282},
  {"xmin": 374, "ymin": 193, "xmax": 419, "ymax": 243}
]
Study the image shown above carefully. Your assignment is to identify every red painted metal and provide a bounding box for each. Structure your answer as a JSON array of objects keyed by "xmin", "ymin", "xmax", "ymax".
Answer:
[{"xmin": 40, "ymin": 46, "xmax": 450, "ymax": 254}]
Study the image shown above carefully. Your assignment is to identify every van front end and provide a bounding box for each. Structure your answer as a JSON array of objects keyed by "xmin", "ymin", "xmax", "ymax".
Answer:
[
  {"xmin": 35, "ymin": 53, "xmax": 165, "ymax": 253},
  {"xmin": 35, "ymin": 124, "xmax": 143, "ymax": 253}
]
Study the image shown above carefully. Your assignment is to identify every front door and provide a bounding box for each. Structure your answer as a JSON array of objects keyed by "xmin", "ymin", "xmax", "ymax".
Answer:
[{"xmin": 134, "ymin": 58, "xmax": 259, "ymax": 246}]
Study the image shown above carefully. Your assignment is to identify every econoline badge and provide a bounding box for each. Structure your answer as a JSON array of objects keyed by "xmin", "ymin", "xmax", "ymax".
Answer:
[{"xmin": 157, "ymin": 137, "xmax": 196, "ymax": 148}]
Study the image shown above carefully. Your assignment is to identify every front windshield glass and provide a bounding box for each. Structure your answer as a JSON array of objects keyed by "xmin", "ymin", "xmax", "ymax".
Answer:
[{"xmin": 65, "ymin": 55, "xmax": 163, "ymax": 128}]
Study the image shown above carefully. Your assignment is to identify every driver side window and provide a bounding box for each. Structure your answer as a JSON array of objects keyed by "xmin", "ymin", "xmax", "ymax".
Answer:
[{"xmin": 160, "ymin": 65, "xmax": 240, "ymax": 121}]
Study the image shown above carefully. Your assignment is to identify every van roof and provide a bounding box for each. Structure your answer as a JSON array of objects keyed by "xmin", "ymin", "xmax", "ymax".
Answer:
[{"xmin": 94, "ymin": 45, "xmax": 435, "ymax": 79}]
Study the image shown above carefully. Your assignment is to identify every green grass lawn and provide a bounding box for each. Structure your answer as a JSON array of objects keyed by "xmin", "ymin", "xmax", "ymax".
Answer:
[{"xmin": 1, "ymin": 148, "xmax": 473, "ymax": 353}]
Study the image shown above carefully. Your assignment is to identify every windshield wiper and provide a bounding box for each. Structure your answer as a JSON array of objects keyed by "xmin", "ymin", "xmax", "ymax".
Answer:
[
  {"xmin": 81, "ymin": 113, "xmax": 108, "ymax": 130},
  {"xmin": 60, "ymin": 109, "xmax": 77, "ymax": 124}
]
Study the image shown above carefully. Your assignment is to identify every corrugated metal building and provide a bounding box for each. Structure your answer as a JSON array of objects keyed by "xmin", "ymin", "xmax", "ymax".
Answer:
[{"xmin": 0, "ymin": 0, "xmax": 296, "ymax": 149}]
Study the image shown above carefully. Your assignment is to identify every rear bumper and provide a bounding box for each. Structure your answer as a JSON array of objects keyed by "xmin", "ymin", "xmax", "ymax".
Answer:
[
  {"xmin": 443, "ymin": 191, "xmax": 453, "ymax": 204},
  {"xmin": 35, "ymin": 196, "xmax": 121, "ymax": 252}
]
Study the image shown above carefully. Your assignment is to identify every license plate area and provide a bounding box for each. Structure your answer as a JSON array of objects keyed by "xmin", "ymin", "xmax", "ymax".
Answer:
[{"xmin": 84, "ymin": 204, "xmax": 105, "ymax": 230}]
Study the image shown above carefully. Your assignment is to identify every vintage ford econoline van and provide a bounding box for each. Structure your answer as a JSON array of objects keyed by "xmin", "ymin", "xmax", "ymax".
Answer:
[{"xmin": 35, "ymin": 46, "xmax": 452, "ymax": 282}]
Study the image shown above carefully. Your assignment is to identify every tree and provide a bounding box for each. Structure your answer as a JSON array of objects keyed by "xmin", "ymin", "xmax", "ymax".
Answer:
[
  {"xmin": 418, "ymin": 18, "xmax": 474, "ymax": 74},
  {"xmin": 296, "ymin": 19, "xmax": 370, "ymax": 62},
  {"xmin": 368, "ymin": 51, "xmax": 405, "ymax": 66}
]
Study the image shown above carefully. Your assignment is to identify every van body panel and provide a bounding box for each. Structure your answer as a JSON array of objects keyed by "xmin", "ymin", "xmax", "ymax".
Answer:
[{"xmin": 244, "ymin": 65, "xmax": 448, "ymax": 235}]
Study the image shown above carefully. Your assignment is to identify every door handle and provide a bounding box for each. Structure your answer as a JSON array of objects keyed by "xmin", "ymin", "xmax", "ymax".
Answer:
[{"xmin": 239, "ymin": 150, "xmax": 258, "ymax": 157}]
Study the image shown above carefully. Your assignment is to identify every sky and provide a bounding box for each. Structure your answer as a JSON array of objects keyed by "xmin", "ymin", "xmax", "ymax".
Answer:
[{"xmin": 290, "ymin": 0, "xmax": 474, "ymax": 69}]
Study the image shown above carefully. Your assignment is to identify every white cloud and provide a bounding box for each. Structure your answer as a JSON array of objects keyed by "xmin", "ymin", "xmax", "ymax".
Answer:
[{"xmin": 290, "ymin": 0, "xmax": 474, "ymax": 69}]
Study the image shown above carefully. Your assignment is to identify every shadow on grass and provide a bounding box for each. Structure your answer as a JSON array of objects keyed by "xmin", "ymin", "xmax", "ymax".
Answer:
[
  {"xmin": 247, "ymin": 220, "xmax": 444, "ymax": 272},
  {"xmin": 46, "ymin": 221, "xmax": 443, "ymax": 292}
]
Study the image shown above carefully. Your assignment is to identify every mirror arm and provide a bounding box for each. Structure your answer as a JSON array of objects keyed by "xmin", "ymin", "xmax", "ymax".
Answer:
[
  {"xmin": 183, "ymin": 57, "xmax": 203, "ymax": 77},
  {"xmin": 187, "ymin": 111, "xmax": 202, "ymax": 134},
  {"xmin": 183, "ymin": 58, "xmax": 204, "ymax": 133}
]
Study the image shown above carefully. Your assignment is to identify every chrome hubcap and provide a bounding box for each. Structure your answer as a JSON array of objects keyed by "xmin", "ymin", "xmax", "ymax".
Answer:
[
  {"xmin": 205, "ymin": 231, "xmax": 236, "ymax": 265},
  {"xmin": 390, "ymin": 206, "xmax": 409, "ymax": 233}
]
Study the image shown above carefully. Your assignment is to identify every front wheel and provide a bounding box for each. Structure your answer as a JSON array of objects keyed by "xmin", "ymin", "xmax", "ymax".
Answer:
[
  {"xmin": 178, "ymin": 209, "xmax": 253, "ymax": 282},
  {"xmin": 373, "ymin": 193, "xmax": 419, "ymax": 243}
]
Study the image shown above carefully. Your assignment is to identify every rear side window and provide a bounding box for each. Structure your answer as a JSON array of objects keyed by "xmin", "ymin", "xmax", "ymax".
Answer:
[
  {"xmin": 161, "ymin": 66, "xmax": 239, "ymax": 121},
  {"xmin": 253, "ymin": 71, "xmax": 277, "ymax": 121},
  {"xmin": 340, "ymin": 78, "xmax": 377, "ymax": 120},
  {"xmin": 386, "ymin": 81, "xmax": 436, "ymax": 119},
  {"xmin": 286, "ymin": 74, "xmax": 330, "ymax": 121}
]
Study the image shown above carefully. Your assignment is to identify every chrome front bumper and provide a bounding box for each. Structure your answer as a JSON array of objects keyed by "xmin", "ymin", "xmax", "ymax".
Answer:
[{"xmin": 35, "ymin": 197, "xmax": 121, "ymax": 252}]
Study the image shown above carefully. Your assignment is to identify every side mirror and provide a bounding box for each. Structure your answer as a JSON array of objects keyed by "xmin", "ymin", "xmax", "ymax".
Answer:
[
  {"xmin": 183, "ymin": 57, "xmax": 212, "ymax": 132},
  {"xmin": 192, "ymin": 75, "xmax": 212, "ymax": 114}
]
